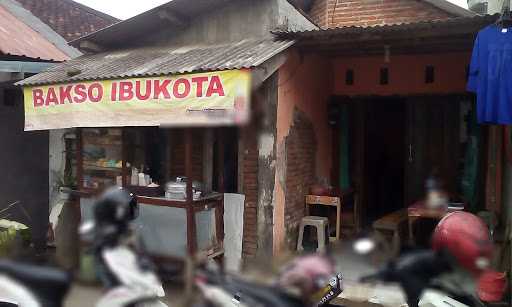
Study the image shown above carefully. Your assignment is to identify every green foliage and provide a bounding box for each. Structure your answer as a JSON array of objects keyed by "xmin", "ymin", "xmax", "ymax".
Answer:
[{"xmin": 0, "ymin": 226, "xmax": 31, "ymax": 257}]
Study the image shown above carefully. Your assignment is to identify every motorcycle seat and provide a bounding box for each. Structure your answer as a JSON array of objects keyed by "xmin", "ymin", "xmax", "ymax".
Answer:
[
  {"xmin": 226, "ymin": 276, "xmax": 304, "ymax": 307},
  {"xmin": 0, "ymin": 260, "xmax": 71, "ymax": 305}
]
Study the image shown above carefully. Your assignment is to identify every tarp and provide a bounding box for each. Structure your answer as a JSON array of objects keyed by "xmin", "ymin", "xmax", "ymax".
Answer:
[
  {"xmin": 223, "ymin": 193, "xmax": 245, "ymax": 272},
  {"xmin": 23, "ymin": 69, "xmax": 251, "ymax": 131}
]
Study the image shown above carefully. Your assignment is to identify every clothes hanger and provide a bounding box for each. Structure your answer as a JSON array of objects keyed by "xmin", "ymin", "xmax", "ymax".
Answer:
[{"xmin": 496, "ymin": 5, "xmax": 512, "ymax": 28}]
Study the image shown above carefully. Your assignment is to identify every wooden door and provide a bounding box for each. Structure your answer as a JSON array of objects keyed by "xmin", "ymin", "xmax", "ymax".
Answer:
[{"xmin": 405, "ymin": 96, "xmax": 461, "ymax": 206}]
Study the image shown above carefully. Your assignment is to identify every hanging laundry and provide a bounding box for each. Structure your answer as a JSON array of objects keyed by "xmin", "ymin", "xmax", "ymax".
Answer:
[{"xmin": 467, "ymin": 24, "xmax": 512, "ymax": 124}]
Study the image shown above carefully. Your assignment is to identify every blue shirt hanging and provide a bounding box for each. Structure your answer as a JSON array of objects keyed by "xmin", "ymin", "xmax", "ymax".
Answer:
[{"xmin": 467, "ymin": 25, "xmax": 512, "ymax": 124}]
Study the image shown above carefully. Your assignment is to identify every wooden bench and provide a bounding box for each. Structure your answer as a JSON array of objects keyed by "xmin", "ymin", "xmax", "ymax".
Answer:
[{"xmin": 372, "ymin": 208, "xmax": 408, "ymax": 254}]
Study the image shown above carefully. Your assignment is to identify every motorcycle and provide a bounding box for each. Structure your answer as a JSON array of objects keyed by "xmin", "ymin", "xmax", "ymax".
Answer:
[
  {"xmin": 0, "ymin": 259, "xmax": 70, "ymax": 307},
  {"xmin": 356, "ymin": 211, "xmax": 496, "ymax": 307},
  {"xmin": 193, "ymin": 254, "xmax": 344, "ymax": 307},
  {"xmin": 81, "ymin": 222, "xmax": 168, "ymax": 307},
  {"xmin": 0, "ymin": 188, "xmax": 168, "ymax": 307},
  {"xmin": 359, "ymin": 249, "xmax": 485, "ymax": 307}
]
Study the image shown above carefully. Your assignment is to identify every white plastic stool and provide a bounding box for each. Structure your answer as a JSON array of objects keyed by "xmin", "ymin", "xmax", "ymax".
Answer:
[{"xmin": 297, "ymin": 216, "xmax": 329, "ymax": 253}]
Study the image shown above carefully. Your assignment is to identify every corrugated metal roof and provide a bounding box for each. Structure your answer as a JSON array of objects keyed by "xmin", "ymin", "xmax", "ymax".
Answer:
[
  {"xmin": 274, "ymin": 14, "xmax": 497, "ymax": 56},
  {"xmin": 70, "ymin": 0, "xmax": 234, "ymax": 48},
  {"xmin": 0, "ymin": 3, "xmax": 70, "ymax": 61},
  {"xmin": 275, "ymin": 14, "xmax": 497, "ymax": 39},
  {"xmin": 71, "ymin": 0, "xmax": 312, "ymax": 49},
  {"xmin": 18, "ymin": 38, "xmax": 295, "ymax": 86}
]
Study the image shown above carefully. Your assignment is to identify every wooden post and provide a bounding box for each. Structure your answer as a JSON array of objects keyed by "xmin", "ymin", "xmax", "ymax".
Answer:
[
  {"xmin": 185, "ymin": 129, "xmax": 197, "ymax": 255},
  {"xmin": 217, "ymin": 129, "xmax": 225, "ymax": 193},
  {"xmin": 121, "ymin": 128, "xmax": 128, "ymax": 187},
  {"xmin": 77, "ymin": 129, "xmax": 83, "ymax": 190},
  {"xmin": 203, "ymin": 129, "xmax": 214, "ymax": 193},
  {"xmin": 215, "ymin": 129, "xmax": 225, "ymax": 266},
  {"xmin": 217, "ymin": 129, "xmax": 225, "ymax": 241}
]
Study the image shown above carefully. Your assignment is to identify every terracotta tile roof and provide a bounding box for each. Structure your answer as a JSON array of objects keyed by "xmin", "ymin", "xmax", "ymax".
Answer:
[
  {"xmin": 0, "ymin": 4, "xmax": 69, "ymax": 61},
  {"xmin": 16, "ymin": 0, "xmax": 119, "ymax": 42}
]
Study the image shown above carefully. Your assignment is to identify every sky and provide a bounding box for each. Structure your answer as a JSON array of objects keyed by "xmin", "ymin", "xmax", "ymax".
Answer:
[{"xmin": 75, "ymin": 0, "xmax": 469, "ymax": 20}]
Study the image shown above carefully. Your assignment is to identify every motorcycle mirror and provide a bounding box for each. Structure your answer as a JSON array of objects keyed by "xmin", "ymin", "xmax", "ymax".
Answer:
[{"xmin": 353, "ymin": 238, "xmax": 376, "ymax": 255}]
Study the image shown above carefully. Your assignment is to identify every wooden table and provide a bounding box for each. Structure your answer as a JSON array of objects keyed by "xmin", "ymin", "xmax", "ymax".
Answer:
[
  {"xmin": 373, "ymin": 208, "xmax": 408, "ymax": 255},
  {"xmin": 407, "ymin": 201, "xmax": 464, "ymax": 245},
  {"xmin": 305, "ymin": 195, "xmax": 341, "ymax": 241}
]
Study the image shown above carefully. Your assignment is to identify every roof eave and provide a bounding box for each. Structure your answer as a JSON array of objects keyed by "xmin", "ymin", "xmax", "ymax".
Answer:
[
  {"xmin": 17, "ymin": 39, "xmax": 295, "ymax": 87},
  {"xmin": 70, "ymin": 0, "xmax": 233, "ymax": 48},
  {"xmin": 1, "ymin": 0, "xmax": 81, "ymax": 58}
]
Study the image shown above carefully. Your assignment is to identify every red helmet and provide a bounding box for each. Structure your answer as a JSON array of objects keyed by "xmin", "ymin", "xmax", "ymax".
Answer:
[{"xmin": 432, "ymin": 211, "xmax": 493, "ymax": 275}]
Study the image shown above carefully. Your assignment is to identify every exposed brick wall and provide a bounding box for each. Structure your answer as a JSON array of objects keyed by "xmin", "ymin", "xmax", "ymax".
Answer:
[
  {"xmin": 284, "ymin": 109, "xmax": 317, "ymax": 249},
  {"xmin": 311, "ymin": 0, "xmax": 454, "ymax": 28},
  {"xmin": 241, "ymin": 124, "xmax": 259, "ymax": 258}
]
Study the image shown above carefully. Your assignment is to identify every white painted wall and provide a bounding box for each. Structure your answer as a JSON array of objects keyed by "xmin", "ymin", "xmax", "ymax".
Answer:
[
  {"xmin": 49, "ymin": 130, "xmax": 66, "ymax": 211},
  {"xmin": 277, "ymin": 0, "xmax": 317, "ymax": 32},
  {"xmin": 0, "ymin": 72, "xmax": 15, "ymax": 82},
  {"xmin": 468, "ymin": 0, "xmax": 507, "ymax": 13},
  {"xmin": 489, "ymin": 0, "xmax": 508, "ymax": 13},
  {"xmin": 143, "ymin": 0, "xmax": 317, "ymax": 46}
]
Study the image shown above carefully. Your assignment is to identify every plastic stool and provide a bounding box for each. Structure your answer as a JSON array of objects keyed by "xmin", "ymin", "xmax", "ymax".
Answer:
[{"xmin": 297, "ymin": 216, "xmax": 329, "ymax": 253}]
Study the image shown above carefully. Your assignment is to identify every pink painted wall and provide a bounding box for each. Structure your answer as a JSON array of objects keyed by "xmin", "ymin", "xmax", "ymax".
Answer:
[
  {"xmin": 274, "ymin": 50, "xmax": 333, "ymax": 253},
  {"xmin": 332, "ymin": 52, "xmax": 471, "ymax": 96},
  {"xmin": 277, "ymin": 51, "xmax": 333, "ymax": 178}
]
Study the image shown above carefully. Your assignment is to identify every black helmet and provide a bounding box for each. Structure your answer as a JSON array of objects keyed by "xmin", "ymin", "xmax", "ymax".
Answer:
[{"xmin": 94, "ymin": 187, "xmax": 138, "ymax": 228}]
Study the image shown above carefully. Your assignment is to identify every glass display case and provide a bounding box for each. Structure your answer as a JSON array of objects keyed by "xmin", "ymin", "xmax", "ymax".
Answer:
[
  {"xmin": 79, "ymin": 128, "xmax": 161, "ymax": 193},
  {"xmin": 80, "ymin": 128, "xmax": 124, "ymax": 190}
]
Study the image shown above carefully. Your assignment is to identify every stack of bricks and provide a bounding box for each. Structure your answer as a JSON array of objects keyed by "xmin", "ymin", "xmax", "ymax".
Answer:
[
  {"xmin": 284, "ymin": 110, "xmax": 317, "ymax": 250},
  {"xmin": 309, "ymin": 0, "xmax": 454, "ymax": 29}
]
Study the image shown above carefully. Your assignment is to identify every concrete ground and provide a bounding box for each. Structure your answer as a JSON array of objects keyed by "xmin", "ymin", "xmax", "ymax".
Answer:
[
  {"xmin": 65, "ymin": 283, "xmax": 186, "ymax": 307},
  {"xmin": 64, "ymin": 285, "xmax": 102, "ymax": 307},
  {"xmin": 63, "ymin": 239, "xmax": 407, "ymax": 307},
  {"xmin": 331, "ymin": 240, "xmax": 407, "ymax": 307}
]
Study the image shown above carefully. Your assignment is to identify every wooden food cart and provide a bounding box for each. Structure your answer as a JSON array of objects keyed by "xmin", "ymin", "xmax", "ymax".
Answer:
[{"xmin": 77, "ymin": 127, "xmax": 227, "ymax": 259}]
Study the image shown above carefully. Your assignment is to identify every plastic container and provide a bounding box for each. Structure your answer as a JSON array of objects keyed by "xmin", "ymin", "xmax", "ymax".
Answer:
[{"xmin": 477, "ymin": 270, "xmax": 507, "ymax": 302}]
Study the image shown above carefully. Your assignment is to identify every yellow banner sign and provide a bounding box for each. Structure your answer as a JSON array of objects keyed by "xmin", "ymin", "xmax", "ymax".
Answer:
[{"xmin": 23, "ymin": 69, "xmax": 251, "ymax": 131}]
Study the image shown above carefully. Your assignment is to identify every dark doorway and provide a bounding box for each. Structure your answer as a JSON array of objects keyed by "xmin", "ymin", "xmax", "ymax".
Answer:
[
  {"xmin": 404, "ymin": 96, "xmax": 463, "ymax": 206},
  {"xmin": 365, "ymin": 98, "xmax": 407, "ymax": 222},
  {"xmin": 213, "ymin": 128, "xmax": 238, "ymax": 193},
  {"xmin": 0, "ymin": 88, "xmax": 49, "ymax": 252},
  {"xmin": 339, "ymin": 96, "xmax": 470, "ymax": 230}
]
